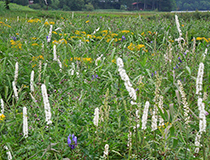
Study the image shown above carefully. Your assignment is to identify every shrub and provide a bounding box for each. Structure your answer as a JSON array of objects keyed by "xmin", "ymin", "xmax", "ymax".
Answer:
[{"xmin": 85, "ymin": 3, "xmax": 94, "ymax": 11}]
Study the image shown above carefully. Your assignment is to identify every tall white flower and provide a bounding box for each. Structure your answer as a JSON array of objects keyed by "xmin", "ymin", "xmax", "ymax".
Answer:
[
  {"xmin": 47, "ymin": 25, "xmax": 53, "ymax": 43},
  {"xmin": 175, "ymin": 15, "xmax": 182, "ymax": 37},
  {"xmin": 41, "ymin": 84, "xmax": 52, "ymax": 125},
  {"xmin": 93, "ymin": 107, "xmax": 99, "ymax": 127},
  {"xmin": 0, "ymin": 99, "xmax": 4, "ymax": 115},
  {"xmin": 177, "ymin": 80, "xmax": 190, "ymax": 125},
  {"xmin": 151, "ymin": 105, "xmax": 158, "ymax": 131},
  {"xmin": 117, "ymin": 57, "xmax": 136, "ymax": 101},
  {"xmin": 127, "ymin": 131, "xmax": 132, "ymax": 148},
  {"xmin": 53, "ymin": 45, "xmax": 57, "ymax": 61},
  {"xmin": 142, "ymin": 101, "xmax": 150, "ymax": 130},
  {"xmin": 4, "ymin": 146, "xmax": 12, "ymax": 160},
  {"xmin": 198, "ymin": 98, "xmax": 206, "ymax": 133},
  {"xmin": 30, "ymin": 70, "xmax": 34, "ymax": 92},
  {"xmin": 203, "ymin": 48, "xmax": 208, "ymax": 60},
  {"xmin": 14, "ymin": 62, "xmax": 18, "ymax": 84},
  {"xmin": 103, "ymin": 144, "xmax": 109, "ymax": 158},
  {"xmin": 23, "ymin": 107, "xmax": 28, "ymax": 138},
  {"xmin": 158, "ymin": 96, "xmax": 164, "ymax": 126},
  {"xmin": 12, "ymin": 81, "xmax": 18, "ymax": 100},
  {"xmin": 196, "ymin": 62, "xmax": 204, "ymax": 96},
  {"xmin": 194, "ymin": 132, "xmax": 201, "ymax": 153}
]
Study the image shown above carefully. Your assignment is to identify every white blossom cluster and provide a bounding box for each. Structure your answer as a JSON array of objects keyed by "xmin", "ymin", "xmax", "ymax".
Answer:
[
  {"xmin": 117, "ymin": 58, "xmax": 136, "ymax": 101},
  {"xmin": 4, "ymin": 146, "xmax": 12, "ymax": 160},
  {"xmin": 0, "ymin": 99, "xmax": 4, "ymax": 116},
  {"xmin": 151, "ymin": 76, "xmax": 162, "ymax": 131},
  {"xmin": 196, "ymin": 62, "xmax": 204, "ymax": 96},
  {"xmin": 30, "ymin": 70, "xmax": 34, "ymax": 92},
  {"xmin": 177, "ymin": 80, "xmax": 190, "ymax": 125},
  {"xmin": 141, "ymin": 101, "xmax": 150, "ymax": 130},
  {"xmin": 198, "ymin": 98, "xmax": 206, "ymax": 133},
  {"xmin": 194, "ymin": 132, "xmax": 201, "ymax": 153},
  {"xmin": 127, "ymin": 131, "xmax": 132, "ymax": 148},
  {"xmin": 41, "ymin": 84, "xmax": 52, "ymax": 125},
  {"xmin": 174, "ymin": 15, "xmax": 184, "ymax": 50},
  {"xmin": 158, "ymin": 95, "xmax": 164, "ymax": 126},
  {"xmin": 47, "ymin": 25, "xmax": 53, "ymax": 43},
  {"xmin": 23, "ymin": 107, "xmax": 28, "ymax": 138},
  {"xmin": 93, "ymin": 107, "xmax": 99, "ymax": 127},
  {"xmin": 103, "ymin": 144, "xmax": 109, "ymax": 159},
  {"xmin": 53, "ymin": 45, "xmax": 62, "ymax": 71},
  {"xmin": 13, "ymin": 62, "xmax": 19, "ymax": 100}
]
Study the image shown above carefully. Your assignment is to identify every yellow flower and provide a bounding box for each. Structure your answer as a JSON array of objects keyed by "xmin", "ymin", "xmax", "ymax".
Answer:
[
  {"xmin": 196, "ymin": 37, "xmax": 203, "ymax": 41},
  {"xmin": 148, "ymin": 31, "xmax": 152, "ymax": 34},
  {"xmin": 101, "ymin": 30, "xmax": 108, "ymax": 34},
  {"xmin": 106, "ymin": 39, "xmax": 111, "ymax": 43},
  {"xmin": 32, "ymin": 64, "xmax": 37, "ymax": 68},
  {"xmin": 61, "ymin": 17, "xmax": 64, "ymax": 19},
  {"xmin": 16, "ymin": 33, "xmax": 19, "ymax": 35},
  {"xmin": 52, "ymin": 31, "xmax": 57, "ymax": 34},
  {"xmin": 0, "ymin": 114, "xmax": 5, "ymax": 121},
  {"xmin": 75, "ymin": 30, "xmax": 80, "ymax": 35},
  {"xmin": 203, "ymin": 37, "xmax": 208, "ymax": 42},
  {"xmin": 86, "ymin": 39, "xmax": 90, "ymax": 43},
  {"xmin": 121, "ymin": 30, "xmax": 130, "ymax": 33},
  {"xmin": 49, "ymin": 22, "xmax": 55, "ymax": 25},
  {"xmin": 85, "ymin": 20, "xmax": 90, "ymax": 23},
  {"xmin": 32, "ymin": 43, "xmax": 39, "ymax": 46},
  {"xmin": 59, "ymin": 33, "xmax": 62, "ymax": 36},
  {"xmin": 44, "ymin": 21, "xmax": 49, "ymax": 25},
  {"xmin": 87, "ymin": 34, "xmax": 92, "ymax": 38},
  {"xmin": 39, "ymin": 55, "xmax": 44, "ymax": 60},
  {"xmin": 182, "ymin": 24, "xmax": 184, "ymax": 27},
  {"xmin": 112, "ymin": 59, "xmax": 116, "ymax": 63},
  {"xmin": 141, "ymin": 32, "xmax": 144, "ymax": 36},
  {"xmin": 32, "ymin": 37, "xmax": 37, "ymax": 40}
]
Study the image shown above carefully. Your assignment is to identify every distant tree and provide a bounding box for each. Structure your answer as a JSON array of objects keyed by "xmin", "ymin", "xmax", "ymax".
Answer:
[{"xmin": 5, "ymin": 0, "xmax": 10, "ymax": 9}]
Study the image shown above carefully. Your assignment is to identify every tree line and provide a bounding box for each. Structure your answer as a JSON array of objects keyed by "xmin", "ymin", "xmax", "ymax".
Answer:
[{"xmin": 4, "ymin": 0, "xmax": 210, "ymax": 11}]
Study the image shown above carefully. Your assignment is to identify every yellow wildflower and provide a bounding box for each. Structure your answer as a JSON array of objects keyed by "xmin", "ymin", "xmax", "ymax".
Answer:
[
  {"xmin": 44, "ymin": 21, "xmax": 49, "ymax": 25},
  {"xmin": 52, "ymin": 31, "xmax": 57, "ymax": 34},
  {"xmin": 196, "ymin": 37, "xmax": 203, "ymax": 41},
  {"xmin": 86, "ymin": 20, "xmax": 90, "ymax": 23},
  {"xmin": 112, "ymin": 59, "xmax": 116, "ymax": 63},
  {"xmin": 86, "ymin": 39, "xmax": 90, "ymax": 43},
  {"xmin": 141, "ymin": 32, "xmax": 144, "ymax": 36},
  {"xmin": 32, "ymin": 43, "xmax": 39, "ymax": 46},
  {"xmin": 49, "ymin": 22, "xmax": 55, "ymax": 25},
  {"xmin": 32, "ymin": 37, "xmax": 37, "ymax": 40},
  {"xmin": 16, "ymin": 33, "xmax": 19, "ymax": 35},
  {"xmin": 32, "ymin": 64, "xmax": 37, "ymax": 68},
  {"xmin": 121, "ymin": 30, "xmax": 130, "ymax": 33},
  {"xmin": 0, "ymin": 114, "xmax": 5, "ymax": 121}
]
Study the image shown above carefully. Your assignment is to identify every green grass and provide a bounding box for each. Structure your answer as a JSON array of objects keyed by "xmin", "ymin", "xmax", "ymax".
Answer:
[{"xmin": 0, "ymin": 3, "xmax": 210, "ymax": 160}]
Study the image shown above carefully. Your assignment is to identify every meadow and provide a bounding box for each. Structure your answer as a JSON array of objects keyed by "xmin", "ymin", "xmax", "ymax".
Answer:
[{"xmin": 0, "ymin": 3, "xmax": 210, "ymax": 160}]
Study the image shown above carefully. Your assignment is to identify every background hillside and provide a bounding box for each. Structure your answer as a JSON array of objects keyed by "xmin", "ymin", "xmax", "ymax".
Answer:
[{"xmin": 1, "ymin": 0, "xmax": 210, "ymax": 11}]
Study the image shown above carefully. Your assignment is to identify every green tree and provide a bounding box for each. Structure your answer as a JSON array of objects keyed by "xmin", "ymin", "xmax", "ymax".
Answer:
[{"xmin": 4, "ymin": 0, "xmax": 10, "ymax": 9}]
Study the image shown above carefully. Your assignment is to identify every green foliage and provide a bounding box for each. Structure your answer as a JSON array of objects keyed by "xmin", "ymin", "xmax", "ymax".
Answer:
[
  {"xmin": 4, "ymin": 0, "xmax": 10, "ymax": 9},
  {"xmin": 85, "ymin": 2, "xmax": 94, "ymax": 11},
  {"xmin": 29, "ymin": 3, "xmax": 42, "ymax": 10},
  {"xmin": 0, "ymin": 8, "xmax": 210, "ymax": 160}
]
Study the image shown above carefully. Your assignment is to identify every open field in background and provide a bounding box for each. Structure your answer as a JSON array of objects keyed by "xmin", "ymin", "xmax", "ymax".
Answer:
[{"xmin": 0, "ymin": 3, "xmax": 210, "ymax": 160}]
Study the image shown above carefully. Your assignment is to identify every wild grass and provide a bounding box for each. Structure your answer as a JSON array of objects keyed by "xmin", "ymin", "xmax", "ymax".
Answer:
[{"xmin": 0, "ymin": 4, "xmax": 210, "ymax": 160}]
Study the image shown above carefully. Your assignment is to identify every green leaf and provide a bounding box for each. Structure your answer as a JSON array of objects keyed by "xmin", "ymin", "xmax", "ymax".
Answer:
[{"xmin": 186, "ymin": 66, "xmax": 191, "ymax": 75}]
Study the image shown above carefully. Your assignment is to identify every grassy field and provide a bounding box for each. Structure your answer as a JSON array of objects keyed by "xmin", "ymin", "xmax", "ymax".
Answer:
[{"xmin": 0, "ymin": 2, "xmax": 210, "ymax": 160}]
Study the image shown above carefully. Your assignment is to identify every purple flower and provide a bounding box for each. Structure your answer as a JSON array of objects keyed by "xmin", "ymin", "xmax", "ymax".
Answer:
[
  {"xmin": 155, "ymin": 71, "xmax": 157, "ymax": 74},
  {"xmin": 150, "ymin": 41, "xmax": 153, "ymax": 43},
  {"xmin": 205, "ymin": 111, "xmax": 209, "ymax": 116},
  {"xmin": 121, "ymin": 35, "xmax": 126, "ymax": 41},
  {"xmin": 178, "ymin": 57, "xmax": 182, "ymax": 63},
  {"xmin": 46, "ymin": 36, "xmax": 48, "ymax": 41},
  {"xmin": 151, "ymin": 73, "xmax": 154, "ymax": 77},
  {"xmin": 100, "ymin": 16, "xmax": 102, "ymax": 19},
  {"xmin": 184, "ymin": 52, "xmax": 187, "ymax": 55},
  {"xmin": 87, "ymin": 15, "xmax": 89, "ymax": 17},
  {"xmin": 95, "ymin": 75, "xmax": 98, "ymax": 78},
  {"xmin": 11, "ymin": 36, "xmax": 17, "ymax": 41},
  {"xmin": 67, "ymin": 134, "xmax": 77, "ymax": 149}
]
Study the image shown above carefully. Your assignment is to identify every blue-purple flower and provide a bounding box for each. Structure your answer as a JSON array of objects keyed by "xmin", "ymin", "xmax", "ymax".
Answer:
[
  {"xmin": 121, "ymin": 35, "xmax": 126, "ymax": 41},
  {"xmin": 67, "ymin": 134, "xmax": 77, "ymax": 149},
  {"xmin": 178, "ymin": 57, "xmax": 182, "ymax": 63},
  {"xmin": 11, "ymin": 36, "xmax": 17, "ymax": 41}
]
